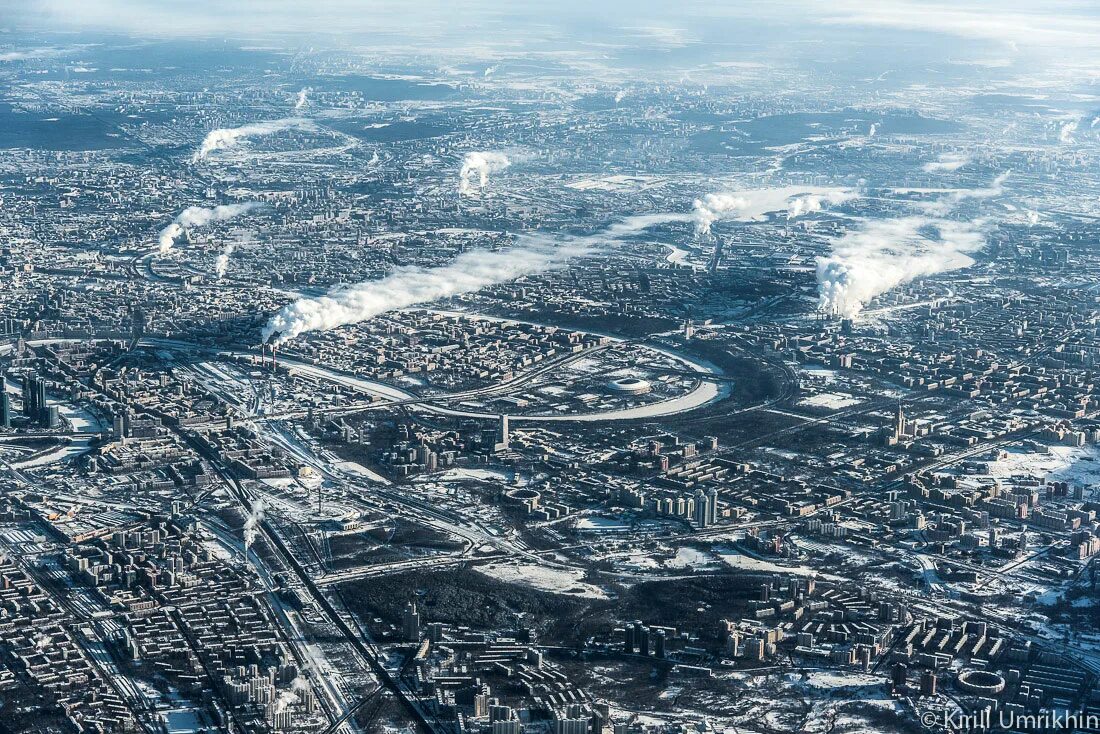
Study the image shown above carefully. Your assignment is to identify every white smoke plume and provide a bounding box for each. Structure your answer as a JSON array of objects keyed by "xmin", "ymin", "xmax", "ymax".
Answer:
[
  {"xmin": 458, "ymin": 151, "xmax": 511, "ymax": 196},
  {"xmin": 922, "ymin": 152, "xmax": 972, "ymax": 173},
  {"xmin": 215, "ymin": 243, "xmax": 235, "ymax": 279},
  {"xmin": 917, "ymin": 172, "xmax": 1009, "ymax": 216},
  {"xmin": 614, "ymin": 90, "xmax": 627, "ymax": 104},
  {"xmin": 868, "ymin": 123, "xmax": 878, "ymax": 137},
  {"xmin": 787, "ymin": 190, "xmax": 859, "ymax": 219},
  {"xmin": 157, "ymin": 203, "xmax": 264, "ymax": 254},
  {"xmin": 263, "ymin": 214, "xmax": 690, "ymax": 345},
  {"xmin": 816, "ymin": 217, "xmax": 985, "ymax": 318},
  {"xmin": 693, "ymin": 186, "xmax": 856, "ymax": 235},
  {"xmin": 273, "ymin": 690, "xmax": 298, "ymax": 714},
  {"xmin": 1026, "ymin": 210, "xmax": 1040, "ymax": 226},
  {"xmin": 294, "ymin": 87, "xmax": 310, "ymax": 110},
  {"xmin": 243, "ymin": 498, "xmax": 264, "ymax": 554},
  {"xmin": 1059, "ymin": 120, "xmax": 1078, "ymax": 143},
  {"xmin": 193, "ymin": 118, "xmax": 313, "ymax": 161},
  {"xmin": 1092, "ymin": 116, "xmax": 1100, "ymax": 129}
]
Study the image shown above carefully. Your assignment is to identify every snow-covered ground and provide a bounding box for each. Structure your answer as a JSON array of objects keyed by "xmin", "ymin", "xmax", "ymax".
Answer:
[
  {"xmin": 475, "ymin": 561, "xmax": 609, "ymax": 599},
  {"xmin": 960, "ymin": 443, "xmax": 1100, "ymax": 489},
  {"xmin": 798, "ymin": 391, "xmax": 862, "ymax": 409}
]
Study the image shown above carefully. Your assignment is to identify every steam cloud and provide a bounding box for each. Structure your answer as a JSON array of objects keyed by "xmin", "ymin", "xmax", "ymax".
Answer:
[
  {"xmin": 243, "ymin": 498, "xmax": 264, "ymax": 555},
  {"xmin": 274, "ymin": 690, "xmax": 298, "ymax": 714},
  {"xmin": 157, "ymin": 203, "xmax": 264, "ymax": 254},
  {"xmin": 1059, "ymin": 120, "xmax": 1078, "ymax": 143},
  {"xmin": 459, "ymin": 151, "xmax": 511, "ymax": 196},
  {"xmin": 215, "ymin": 244, "xmax": 235, "ymax": 279},
  {"xmin": 263, "ymin": 213, "xmax": 690, "ymax": 345},
  {"xmin": 917, "ymin": 172, "xmax": 1009, "ymax": 216},
  {"xmin": 868, "ymin": 123, "xmax": 878, "ymax": 137},
  {"xmin": 193, "ymin": 118, "xmax": 313, "ymax": 161},
  {"xmin": 294, "ymin": 87, "xmax": 310, "ymax": 110},
  {"xmin": 692, "ymin": 186, "xmax": 856, "ymax": 235},
  {"xmin": 816, "ymin": 217, "xmax": 985, "ymax": 318},
  {"xmin": 922, "ymin": 153, "xmax": 972, "ymax": 173}
]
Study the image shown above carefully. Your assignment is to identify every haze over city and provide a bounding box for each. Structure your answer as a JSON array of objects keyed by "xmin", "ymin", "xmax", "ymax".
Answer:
[{"xmin": 0, "ymin": 1, "xmax": 1099, "ymax": 733}]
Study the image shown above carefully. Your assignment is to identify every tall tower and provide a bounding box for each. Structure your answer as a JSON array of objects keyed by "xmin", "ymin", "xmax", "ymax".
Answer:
[
  {"xmin": 895, "ymin": 402, "xmax": 906, "ymax": 440},
  {"xmin": 35, "ymin": 378, "xmax": 48, "ymax": 425},
  {"xmin": 402, "ymin": 600, "xmax": 421, "ymax": 641},
  {"xmin": 494, "ymin": 414, "xmax": 510, "ymax": 452},
  {"xmin": 0, "ymin": 390, "xmax": 9, "ymax": 429}
]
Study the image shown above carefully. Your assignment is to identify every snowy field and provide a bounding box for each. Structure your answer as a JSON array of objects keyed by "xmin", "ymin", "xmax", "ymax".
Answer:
[
  {"xmin": 475, "ymin": 561, "xmax": 609, "ymax": 599},
  {"xmin": 798, "ymin": 392, "xmax": 862, "ymax": 409}
]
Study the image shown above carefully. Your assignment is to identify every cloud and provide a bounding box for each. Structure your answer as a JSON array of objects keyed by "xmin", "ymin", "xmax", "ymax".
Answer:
[
  {"xmin": 458, "ymin": 151, "xmax": 511, "ymax": 196},
  {"xmin": 917, "ymin": 171, "xmax": 1009, "ymax": 215},
  {"xmin": 922, "ymin": 152, "xmax": 971, "ymax": 173},
  {"xmin": 157, "ymin": 202, "xmax": 264, "ymax": 254},
  {"xmin": 262, "ymin": 212, "xmax": 690, "ymax": 344},
  {"xmin": 294, "ymin": 87, "xmax": 310, "ymax": 110},
  {"xmin": 1059, "ymin": 120, "xmax": 1078, "ymax": 143},
  {"xmin": 817, "ymin": 216, "xmax": 986, "ymax": 317},
  {"xmin": 813, "ymin": 0, "xmax": 1100, "ymax": 51},
  {"xmin": 692, "ymin": 186, "xmax": 856, "ymax": 235},
  {"xmin": 193, "ymin": 118, "xmax": 314, "ymax": 162}
]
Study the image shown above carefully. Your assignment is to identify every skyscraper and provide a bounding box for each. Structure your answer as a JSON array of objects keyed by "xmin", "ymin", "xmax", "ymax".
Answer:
[
  {"xmin": 402, "ymin": 600, "xmax": 421, "ymax": 641},
  {"xmin": 0, "ymin": 390, "xmax": 9, "ymax": 429}
]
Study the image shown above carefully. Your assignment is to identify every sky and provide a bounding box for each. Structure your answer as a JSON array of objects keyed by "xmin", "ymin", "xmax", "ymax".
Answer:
[{"xmin": 2, "ymin": 0, "xmax": 1100, "ymax": 60}]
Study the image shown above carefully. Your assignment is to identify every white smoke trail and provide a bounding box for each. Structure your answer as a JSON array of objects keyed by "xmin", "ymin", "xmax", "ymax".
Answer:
[
  {"xmin": 157, "ymin": 203, "xmax": 264, "ymax": 254},
  {"xmin": 614, "ymin": 90, "xmax": 627, "ymax": 104},
  {"xmin": 263, "ymin": 213, "xmax": 690, "ymax": 345},
  {"xmin": 921, "ymin": 152, "xmax": 972, "ymax": 173},
  {"xmin": 693, "ymin": 186, "xmax": 856, "ymax": 235},
  {"xmin": 1026, "ymin": 210, "xmax": 1040, "ymax": 226},
  {"xmin": 215, "ymin": 243, "xmax": 235, "ymax": 279},
  {"xmin": 787, "ymin": 191, "xmax": 859, "ymax": 218},
  {"xmin": 816, "ymin": 217, "xmax": 986, "ymax": 318},
  {"xmin": 1059, "ymin": 120, "xmax": 1078, "ymax": 143},
  {"xmin": 274, "ymin": 690, "xmax": 298, "ymax": 714},
  {"xmin": 243, "ymin": 498, "xmax": 264, "ymax": 554},
  {"xmin": 193, "ymin": 118, "xmax": 313, "ymax": 161},
  {"xmin": 868, "ymin": 123, "xmax": 878, "ymax": 137},
  {"xmin": 294, "ymin": 87, "xmax": 310, "ymax": 110},
  {"xmin": 917, "ymin": 172, "xmax": 1009, "ymax": 216},
  {"xmin": 458, "ymin": 151, "xmax": 511, "ymax": 196},
  {"xmin": 1092, "ymin": 116, "xmax": 1100, "ymax": 129}
]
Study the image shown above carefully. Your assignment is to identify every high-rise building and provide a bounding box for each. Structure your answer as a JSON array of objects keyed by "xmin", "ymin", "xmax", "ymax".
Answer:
[
  {"xmin": 494, "ymin": 414, "xmax": 510, "ymax": 452},
  {"xmin": 890, "ymin": 662, "xmax": 908, "ymax": 692},
  {"xmin": 0, "ymin": 390, "xmax": 9, "ymax": 429},
  {"xmin": 402, "ymin": 600, "xmax": 421, "ymax": 641},
  {"xmin": 21, "ymin": 376, "xmax": 34, "ymax": 418},
  {"xmin": 693, "ymin": 489, "xmax": 710, "ymax": 527}
]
